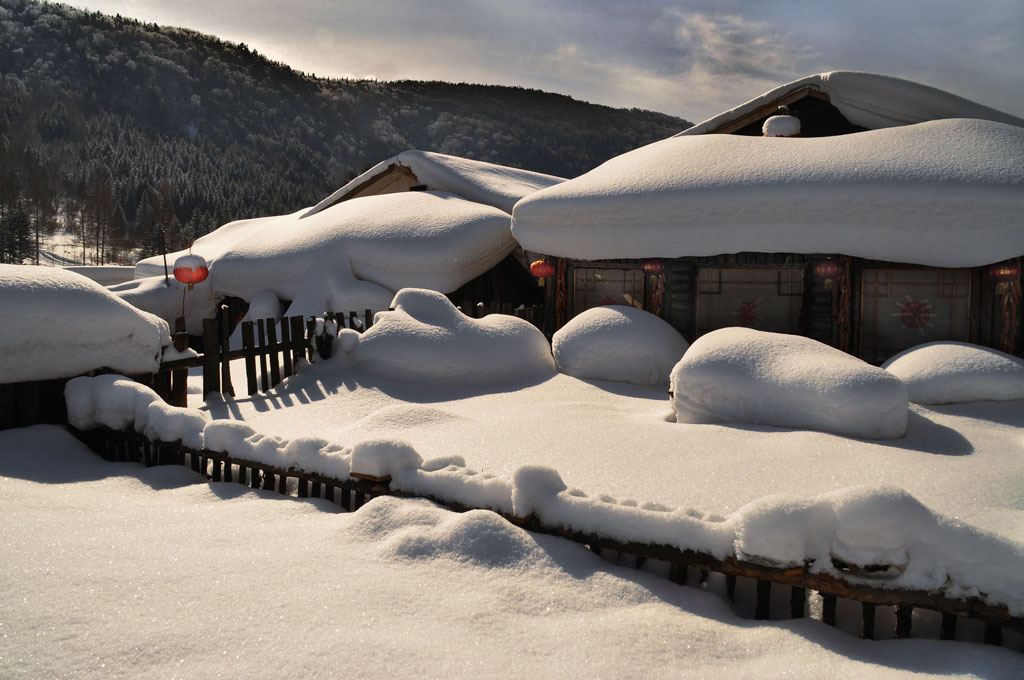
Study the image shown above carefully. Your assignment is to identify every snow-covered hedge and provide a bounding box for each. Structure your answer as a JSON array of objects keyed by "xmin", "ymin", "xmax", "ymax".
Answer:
[
  {"xmin": 669, "ymin": 328, "xmax": 908, "ymax": 439},
  {"xmin": 882, "ymin": 341, "xmax": 1024, "ymax": 404},
  {"xmin": 552, "ymin": 306, "xmax": 688, "ymax": 385},
  {"xmin": 0, "ymin": 265, "xmax": 170, "ymax": 383}
]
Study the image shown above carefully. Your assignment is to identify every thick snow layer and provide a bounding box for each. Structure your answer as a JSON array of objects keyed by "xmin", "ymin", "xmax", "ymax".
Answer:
[
  {"xmin": 333, "ymin": 288, "xmax": 555, "ymax": 386},
  {"xmin": 681, "ymin": 71, "xmax": 1024, "ymax": 135},
  {"xmin": 108, "ymin": 274, "xmax": 220, "ymax": 335},
  {"xmin": 512, "ymin": 118, "xmax": 1024, "ymax": 267},
  {"xmin": 304, "ymin": 150, "xmax": 565, "ymax": 217},
  {"xmin": 882, "ymin": 342, "xmax": 1024, "ymax": 404},
  {"xmin": 5, "ymin": 428, "xmax": 1021, "ymax": 679},
  {"xmin": 669, "ymin": 328, "xmax": 908, "ymax": 439},
  {"xmin": 62, "ymin": 265, "xmax": 135, "ymax": 285},
  {"xmin": 137, "ymin": 191, "xmax": 516, "ymax": 303},
  {"xmin": 552, "ymin": 305, "xmax": 689, "ymax": 385},
  {"xmin": 60, "ymin": 376, "xmax": 1024, "ymax": 614},
  {"xmin": 66, "ymin": 375, "xmax": 208, "ymax": 449},
  {"xmin": 0, "ymin": 265, "xmax": 169, "ymax": 383}
]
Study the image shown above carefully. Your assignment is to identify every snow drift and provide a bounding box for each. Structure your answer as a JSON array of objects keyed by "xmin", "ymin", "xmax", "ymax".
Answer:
[
  {"xmin": 669, "ymin": 328, "xmax": 908, "ymax": 439},
  {"xmin": 0, "ymin": 265, "xmax": 169, "ymax": 383},
  {"xmin": 552, "ymin": 306, "xmax": 689, "ymax": 385},
  {"xmin": 331, "ymin": 288, "xmax": 555, "ymax": 386},
  {"xmin": 512, "ymin": 119, "xmax": 1024, "ymax": 267},
  {"xmin": 882, "ymin": 341, "xmax": 1024, "ymax": 404}
]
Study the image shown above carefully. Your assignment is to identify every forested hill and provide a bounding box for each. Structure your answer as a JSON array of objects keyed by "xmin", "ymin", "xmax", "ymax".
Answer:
[{"xmin": 0, "ymin": 0, "xmax": 690, "ymax": 264}]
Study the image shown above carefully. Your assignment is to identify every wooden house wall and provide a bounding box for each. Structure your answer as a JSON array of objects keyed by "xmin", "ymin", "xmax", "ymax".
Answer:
[{"xmin": 549, "ymin": 254, "xmax": 1023, "ymax": 362}]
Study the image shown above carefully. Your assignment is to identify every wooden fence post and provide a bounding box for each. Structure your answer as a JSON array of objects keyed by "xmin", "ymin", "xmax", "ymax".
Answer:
[
  {"xmin": 364, "ymin": 308, "xmax": 373, "ymax": 330},
  {"xmin": 170, "ymin": 317, "xmax": 189, "ymax": 406},
  {"xmin": 219, "ymin": 305, "xmax": 234, "ymax": 397},
  {"xmin": 290, "ymin": 316, "xmax": 306, "ymax": 369},
  {"xmin": 266, "ymin": 319, "xmax": 281, "ymax": 387},
  {"xmin": 241, "ymin": 321, "xmax": 258, "ymax": 395},
  {"xmin": 257, "ymin": 319, "xmax": 270, "ymax": 392},
  {"xmin": 281, "ymin": 319, "xmax": 294, "ymax": 378},
  {"xmin": 202, "ymin": 318, "xmax": 220, "ymax": 396}
]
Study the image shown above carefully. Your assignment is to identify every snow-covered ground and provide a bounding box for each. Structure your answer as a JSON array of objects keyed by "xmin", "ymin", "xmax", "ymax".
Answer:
[{"xmin": 2, "ymin": 425, "xmax": 1021, "ymax": 679}]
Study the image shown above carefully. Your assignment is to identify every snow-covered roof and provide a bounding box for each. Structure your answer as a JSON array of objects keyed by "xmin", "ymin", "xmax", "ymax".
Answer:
[
  {"xmin": 680, "ymin": 71, "xmax": 1024, "ymax": 136},
  {"xmin": 511, "ymin": 118, "xmax": 1024, "ymax": 268},
  {"xmin": 304, "ymin": 150, "xmax": 565, "ymax": 217},
  {"xmin": 0, "ymin": 265, "xmax": 169, "ymax": 383},
  {"xmin": 138, "ymin": 191, "xmax": 516, "ymax": 306}
]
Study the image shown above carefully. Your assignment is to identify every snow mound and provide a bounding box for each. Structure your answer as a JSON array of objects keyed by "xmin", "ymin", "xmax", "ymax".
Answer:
[
  {"xmin": 669, "ymin": 328, "xmax": 908, "ymax": 439},
  {"xmin": 882, "ymin": 341, "xmax": 1024, "ymax": 404},
  {"xmin": 512, "ymin": 119, "xmax": 1024, "ymax": 267},
  {"xmin": 0, "ymin": 265, "xmax": 169, "ymax": 383},
  {"xmin": 346, "ymin": 288, "xmax": 555, "ymax": 386},
  {"xmin": 552, "ymin": 306, "xmax": 688, "ymax": 385},
  {"xmin": 109, "ymin": 274, "xmax": 219, "ymax": 335}
]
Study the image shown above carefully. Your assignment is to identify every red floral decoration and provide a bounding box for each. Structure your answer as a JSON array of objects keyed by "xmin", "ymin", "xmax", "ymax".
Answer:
[{"xmin": 529, "ymin": 260, "xmax": 556, "ymax": 278}]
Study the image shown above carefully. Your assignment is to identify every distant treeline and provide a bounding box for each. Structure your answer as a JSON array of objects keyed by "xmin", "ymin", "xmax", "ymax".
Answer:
[{"xmin": 0, "ymin": 0, "xmax": 689, "ymax": 265}]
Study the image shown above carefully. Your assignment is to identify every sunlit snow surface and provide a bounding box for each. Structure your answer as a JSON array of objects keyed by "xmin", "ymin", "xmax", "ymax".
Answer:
[{"xmin": 2, "ymin": 426, "xmax": 1021, "ymax": 679}]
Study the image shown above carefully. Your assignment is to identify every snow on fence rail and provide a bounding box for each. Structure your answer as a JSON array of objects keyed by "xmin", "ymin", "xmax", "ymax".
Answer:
[{"xmin": 68, "ymin": 424, "xmax": 1023, "ymax": 650}]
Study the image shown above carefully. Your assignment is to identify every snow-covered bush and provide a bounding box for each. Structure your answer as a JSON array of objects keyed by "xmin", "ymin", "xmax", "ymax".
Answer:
[
  {"xmin": 552, "ymin": 305, "xmax": 688, "ymax": 385},
  {"xmin": 882, "ymin": 341, "xmax": 1024, "ymax": 404},
  {"xmin": 669, "ymin": 328, "xmax": 908, "ymax": 439},
  {"xmin": 336, "ymin": 288, "xmax": 555, "ymax": 386},
  {"xmin": 0, "ymin": 265, "xmax": 169, "ymax": 383}
]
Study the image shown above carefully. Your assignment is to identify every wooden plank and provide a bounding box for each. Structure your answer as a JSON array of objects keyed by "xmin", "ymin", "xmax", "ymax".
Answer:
[
  {"xmin": 219, "ymin": 306, "xmax": 234, "ymax": 397},
  {"xmin": 202, "ymin": 317, "xmax": 220, "ymax": 396},
  {"xmin": 257, "ymin": 319, "xmax": 270, "ymax": 392},
  {"xmin": 940, "ymin": 613, "xmax": 957, "ymax": 640},
  {"xmin": 895, "ymin": 604, "xmax": 913, "ymax": 638},
  {"xmin": 861, "ymin": 602, "xmax": 876, "ymax": 640},
  {"xmin": 267, "ymin": 319, "xmax": 281, "ymax": 387},
  {"xmin": 280, "ymin": 319, "xmax": 293, "ymax": 378},
  {"xmin": 822, "ymin": 594, "xmax": 838, "ymax": 627},
  {"xmin": 306, "ymin": 317, "xmax": 317, "ymax": 363},
  {"xmin": 365, "ymin": 309, "xmax": 373, "ymax": 329},
  {"xmin": 790, "ymin": 587, "xmax": 806, "ymax": 619},
  {"xmin": 290, "ymin": 316, "xmax": 306, "ymax": 369},
  {"xmin": 241, "ymin": 321, "xmax": 258, "ymax": 395},
  {"xmin": 755, "ymin": 580, "xmax": 771, "ymax": 620}
]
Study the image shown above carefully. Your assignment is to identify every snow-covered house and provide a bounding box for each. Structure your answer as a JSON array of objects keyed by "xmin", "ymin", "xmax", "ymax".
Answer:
[
  {"xmin": 130, "ymin": 152, "xmax": 564, "ymax": 329},
  {"xmin": 512, "ymin": 72, "xmax": 1024, "ymax": 362}
]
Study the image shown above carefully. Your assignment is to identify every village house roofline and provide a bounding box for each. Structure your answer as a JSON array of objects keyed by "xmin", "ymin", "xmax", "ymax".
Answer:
[
  {"xmin": 678, "ymin": 71, "xmax": 1024, "ymax": 137},
  {"xmin": 302, "ymin": 150, "xmax": 565, "ymax": 219}
]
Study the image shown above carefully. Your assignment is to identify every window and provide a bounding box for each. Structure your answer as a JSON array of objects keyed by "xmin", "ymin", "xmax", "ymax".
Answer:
[
  {"xmin": 572, "ymin": 267, "xmax": 644, "ymax": 316},
  {"xmin": 696, "ymin": 268, "xmax": 803, "ymax": 335},
  {"xmin": 859, "ymin": 269, "xmax": 971, "ymax": 362}
]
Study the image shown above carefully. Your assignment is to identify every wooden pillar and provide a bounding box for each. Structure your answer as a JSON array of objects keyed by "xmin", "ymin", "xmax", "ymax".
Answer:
[
  {"xmin": 219, "ymin": 305, "xmax": 234, "ymax": 397},
  {"xmin": 202, "ymin": 317, "xmax": 220, "ymax": 397},
  {"xmin": 170, "ymin": 317, "xmax": 189, "ymax": 407}
]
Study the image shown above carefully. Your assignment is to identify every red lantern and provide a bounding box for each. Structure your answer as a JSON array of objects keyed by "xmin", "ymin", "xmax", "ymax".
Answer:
[
  {"xmin": 640, "ymin": 260, "xmax": 664, "ymax": 275},
  {"xmin": 988, "ymin": 262, "xmax": 1020, "ymax": 281},
  {"xmin": 530, "ymin": 260, "xmax": 556, "ymax": 278},
  {"xmin": 173, "ymin": 253, "xmax": 209, "ymax": 289},
  {"xmin": 813, "ymin": 260, "xmax": 843, "ymax": 279}
]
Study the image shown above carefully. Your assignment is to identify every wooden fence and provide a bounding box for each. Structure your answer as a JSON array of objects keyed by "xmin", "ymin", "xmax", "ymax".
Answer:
[
  {"xmin": 154, "ymin": 302, "xmax": 545, "ymax": 405},
  {"xmin": 70, "ymin": 425, "xmax": 1023, "ymax": 651}
]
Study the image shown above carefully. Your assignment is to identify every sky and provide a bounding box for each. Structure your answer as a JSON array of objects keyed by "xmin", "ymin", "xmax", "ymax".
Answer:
[{"xmin": 61, "ymin": 0, "xmax": 1024, "ymax": 124}]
